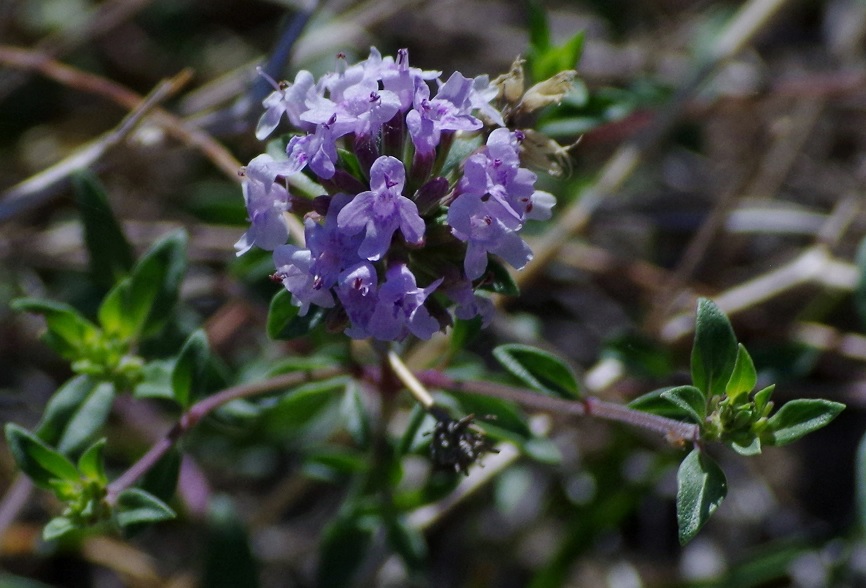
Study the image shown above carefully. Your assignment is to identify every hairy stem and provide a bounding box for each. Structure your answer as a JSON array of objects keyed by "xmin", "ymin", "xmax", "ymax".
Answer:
[
  {"xmin": 417, "ymin": 370, "xmax": 699, "ymax": 445},
  {"xmin": 105, "ymin": 367, "xmax": 343, "ymax": 504}
]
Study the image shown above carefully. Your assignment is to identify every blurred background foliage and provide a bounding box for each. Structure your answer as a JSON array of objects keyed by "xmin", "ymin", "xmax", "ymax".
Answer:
[{"xmin": 2, "ymin": 0, "xmax": 866, "ymax": 586}]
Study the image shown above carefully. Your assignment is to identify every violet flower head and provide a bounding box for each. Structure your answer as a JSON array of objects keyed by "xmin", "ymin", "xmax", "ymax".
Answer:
[
  {"xmin": 367, "ymin": 264, "xmax": 443, "ymax": 341},
  {"xmin": 337, "ymin": 156, "xmax": 425, "ymax": 261},
  {"xmin": 238, "ymin": 47, "xmax": 570, "ymax": 342}
]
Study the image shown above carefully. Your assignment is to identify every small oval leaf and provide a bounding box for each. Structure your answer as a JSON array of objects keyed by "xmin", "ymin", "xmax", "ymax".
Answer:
[
  {"xmin": 726, "ymin": 344, "xmax": 757, "ymax": 402},
  {"xmin": 661, "ymin": 385, "xmax": 707, "ymax": 424},
  {"xmin": 171, "ymin": 329, "xmax": 211, "ymax": 408},
  {"xmin": 5, "ymin": 424, "xmax": 80, "ymax": 489},
  {"xmin": 493, "ymin": 344, "xmax": 580, "ymax": 398},
  {"xmin": 676, "ymin": 448, "xmax": 727, "ymax": 545},
  {"xmin": 115, "ymin": 488, "xmax": 176, "ymax": 527},
  {"xmin": 691, "ymin": 299, "xmax": 737, "ymax": 398},
  {"xmin": 765, "ymin": 399, "xmax": 845, "ymax": 445}
]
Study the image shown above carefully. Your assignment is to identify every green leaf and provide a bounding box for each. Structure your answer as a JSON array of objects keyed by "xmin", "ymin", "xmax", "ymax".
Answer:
[
  {"xmin": 729, "ymin": 436, "xmax": 762, "ymax": 456},
  {"xmin": 266, "ymin": 289, "xmax": 298, "ymax": 339},
  {"xmin": 765, "ymin": 399, "xmax": 845, "ymax": 445},
  {"xmin": 134, "ymin": 231, "xmax": 188, "ymax": 337},
  {"xmin": 11, "ymin": 298, "xmax": 100, "ymax": 361},
  {"xmin": 100, "ymin": 231, "xmax": 187, "ymax": 340},
  {"xmin": 726, "ymin": 344, "xmax": 757, "ymax": 402},
  {"xmin": 5, "ymin": 424, "xmax": 80, "ymax": 490},
  {"xmin": 753, "ymin": 384, "xmax": 775, "ymax": 415},
  {"xmin": 97, "ymin": 279, "xmax": 142, "ymax": 340},
  {"xmin": 133, "ymin": 359, "xmax": 175, "ymax": 400},
  {"xmin": 628, "ymin": 388, "xmax": 696, "ymax": 421},
  {"xmin": 303, "ymin": 447, "xmax": 369, "ymax": 481},
  {"xmin": 35, "ymin": 376, "xmax": 101, "ymax": 449},
  {"xmin": 676, "ymin": 448, "xmax": 727, "ymax": 545},
  {"xmin": 317, "ymin": 514, "xmax": 375, "ymax": 588},
  {"xmin": 534, "ymin": 31, "xmax": 584, "ymax": 81},
  {"xmin": 455, "ymin": 393, "xmax": 532, "ymax": 439},
  {"xmin": 115, "ymin": 488, "xmax": 176, "ymax": 527},
  {"xmin": 258, "ymin": 378, "xmax": 346, "ymax": 437},
  {"xmin": 171, "ymin": 329, "xmax": 210, "ymax": 408},
  {"xmin": 77, "ymin": 439, "xmax": 107, "ymax": 484},
  {"xmin": 267, "ymin": 288, "xmax": 326, "ymax": 340},
  {"xmin": 527, "ymin": 0, "xmax": 550, "ymax": 53},
  {"xmin": 341, "ymin": 382, "xmax": 370, "ymax": 447},
  {"xmin": 493, "ymin": 344, "xmax": 580, "ymax": 398},
  {"xmin": 73, "ymin": 171, "xmax": 134, "ymax": 287},
  {"xmin": 36, "ymin": 376, "xmax": 115, "ymax": 456},
  {"xmin": 690, "ymin": 298, "xmax": 738, "ymax": 398},
  {"xmin": 660, "ymin": 385, "xmax": 706, "ymax": 424},
  {"xmin": 43, "ymin": 516, "xmax": 78, "ymax": 542},
  {"xmin": 449, "ymin": 316, "xmax": 483, "ymax": 358}
]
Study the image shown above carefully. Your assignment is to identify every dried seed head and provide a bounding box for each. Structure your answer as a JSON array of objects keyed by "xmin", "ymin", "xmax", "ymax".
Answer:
[
  {"xmin": 519, "ymin": 129, "xmax": 579, "ymax": 177},
  {"xmin": 516, "ymin": 70, "xmax": 577, "ymax": 115},
  {"xmin": 491, "ymin": 56, "xmax": 526, "ymax": 104},
  {"xmin": 427, "ymin": 414, "xmax": 498, "ymax": 475}
]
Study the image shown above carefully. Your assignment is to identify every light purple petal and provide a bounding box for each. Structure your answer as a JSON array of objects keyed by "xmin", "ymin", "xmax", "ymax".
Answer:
[{"xmin": 397, "ymin": 199, "xmax": 425, "ymax": 244}]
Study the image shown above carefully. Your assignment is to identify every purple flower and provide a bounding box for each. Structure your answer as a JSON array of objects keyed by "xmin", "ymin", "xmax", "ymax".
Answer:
[
  {"xmin": 406, "ymin": 72, "xmax": 483, "ymax": 156},
  {"xmin": 456, "ymin": 128, "xmax": 550, "ymax": 227},
  {"xmin": 336, "ymin": 261, "xmax": 379, "ymax": 338},
  {"xmin": 256, "ymin": 69, "xmax": 317, "ymax": 140},
  {"xmin": 470, "ymin": 75, "xmax": 505, "ymax": 127},
  {"xmin": 242, "ymin": 48, "xmax": 565, "ymax": 341},
  {"xmin": 367, "ymin": 264, "xmax": 443, "ymax": 341},
  {"xmin": 286, "ymin": 115, "xmax": 341, "ymax": 179},
  {"xmin": 304, "ymin": 86, "xmax": 401, "ymax": 142},
  {"xmin": 447, "ymin": 192, "xmax": 533, "ymax": 280},
  {"xmin": 306, "ymin": 194, "xmax": 365, "ymax": 289},
  {"xmin": 234, "ymin": 154, "xmax": 292, "ymax": 255},
  {"xmin": 337, "ymin": 156, "xmax": 425, "ymax": 261},
  {"xmin": 273, "ymin": 245, "xmax": 335, "ymax": 315},
  {"xmin": 382, "ymin": 48, "xmax": 441, "ymax": 112},
  {"xmin": 321, "ymin": 49, "xmax": 380, "ymax": 104}
]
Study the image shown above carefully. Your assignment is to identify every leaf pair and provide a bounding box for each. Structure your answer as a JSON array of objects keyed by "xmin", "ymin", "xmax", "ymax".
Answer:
[
  {"xmin": 673, "ymin": 299, "xmax": 844, "ymax": 544},
  {"xmin": 5, "ymin": 424, "xmax": 174, "ymax": 541}
]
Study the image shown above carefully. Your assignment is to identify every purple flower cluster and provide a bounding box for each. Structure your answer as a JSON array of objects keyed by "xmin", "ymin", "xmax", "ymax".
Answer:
[{"xmin": 237, "ymin": 48, "xmax": 558, "ymax": 342}]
